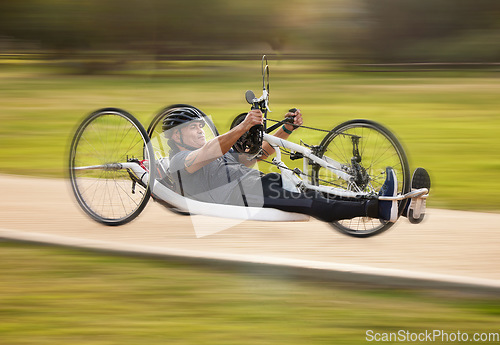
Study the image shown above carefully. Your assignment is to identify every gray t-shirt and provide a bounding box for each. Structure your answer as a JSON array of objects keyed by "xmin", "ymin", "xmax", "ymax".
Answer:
[{"xmin": 169, "ymin": 150, "xmax": 263, "ymax": 206}]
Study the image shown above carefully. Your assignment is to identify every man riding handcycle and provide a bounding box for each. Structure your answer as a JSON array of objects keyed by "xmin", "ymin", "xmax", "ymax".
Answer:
[
  {"xmin": 69, "ymin": 57, "xmax": 430, "ymax": 238},
  {"xmin": 160, "ymin": 106, "xmax": 430, "ymax": 227}
]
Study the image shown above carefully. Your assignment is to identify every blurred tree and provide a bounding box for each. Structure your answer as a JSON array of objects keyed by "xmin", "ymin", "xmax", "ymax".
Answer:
[
  {"xmin": 295, "ymin": 0, "xmax": 367, "ymax": 58},
  {"xmin": 0, "ymin": 0, "xmax": 499, "ymax": 65},
  {"xmin": 0, "ymin": 0, "xmax": 85, "ymax": 50},
  {"xmin": 359, "ymin": 0, "xmax": 500, "ymax": 62}
]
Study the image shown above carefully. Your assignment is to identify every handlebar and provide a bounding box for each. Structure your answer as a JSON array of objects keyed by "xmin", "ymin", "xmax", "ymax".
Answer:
[
  {"xmin": 233, "ymin": 56, "xmax": 298, "ymax": 155},
  {"xmin": 265, "ymin": 108, "xmax": 297, "ymax": 133},
  {"xmin": 245, "ymin": 56, "xmax": 271, "ymax": 112}
]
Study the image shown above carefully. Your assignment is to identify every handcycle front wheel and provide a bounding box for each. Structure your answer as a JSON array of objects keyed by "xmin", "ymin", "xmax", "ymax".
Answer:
[
  {"xmin": 312, "ymin": 119, "xmax": 410, "ymax": 238},
  {"xmin": 69, "ymin": 108, "xmax": 154, "ymax": 225}
]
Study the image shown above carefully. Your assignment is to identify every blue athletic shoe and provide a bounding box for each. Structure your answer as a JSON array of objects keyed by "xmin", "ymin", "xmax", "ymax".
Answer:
[{"xmin": 378, "ymin": 167, "xmax": 398, "ymax": 223}]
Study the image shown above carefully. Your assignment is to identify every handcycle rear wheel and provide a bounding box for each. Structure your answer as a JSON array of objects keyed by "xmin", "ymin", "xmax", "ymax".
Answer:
[
  {"xmin": 69, "ymin": 108, "xmax": 154, "ymax": 225},
  {"xmin": 312, "ymin": 119, "xmax": 410, "ymax": 237}
]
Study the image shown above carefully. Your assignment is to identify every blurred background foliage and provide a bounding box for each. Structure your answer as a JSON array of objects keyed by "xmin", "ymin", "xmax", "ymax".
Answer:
[
  {"xmin": 0, "ymin": 0, "xmax": 499, "ymax": 211},
  {"xmin": 1, "ymin": 0, "xmax": 500, "ymax": 69}
]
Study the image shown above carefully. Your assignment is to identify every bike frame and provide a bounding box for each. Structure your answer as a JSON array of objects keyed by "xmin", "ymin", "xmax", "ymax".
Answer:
[
  {"xmin": 261, "ymin": 133, "xmax": 426, "ymax": 202},
  {"xmin": 263, "ymin": 133, "xmax": 371, "ymax": 199}
]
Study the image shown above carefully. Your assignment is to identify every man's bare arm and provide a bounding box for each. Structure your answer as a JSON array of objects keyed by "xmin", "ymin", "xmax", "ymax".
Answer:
[{"xmin": 184, "ymin": 110, "xmax": 263, "ymax": 173}]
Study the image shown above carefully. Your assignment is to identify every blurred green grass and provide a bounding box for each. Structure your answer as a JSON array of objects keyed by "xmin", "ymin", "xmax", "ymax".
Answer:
[
  {"xmin": 1, "ymin": 241, "xmax": 499, "ymax": 345},
  {"xmin": 1, "ymin": 60, "xmax": 499, "ymax": 211}
]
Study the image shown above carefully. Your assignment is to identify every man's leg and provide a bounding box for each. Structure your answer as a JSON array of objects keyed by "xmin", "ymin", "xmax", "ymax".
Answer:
[{"xmin": 260, "ymin": 173, "xmax": 379, "ymax": 223}]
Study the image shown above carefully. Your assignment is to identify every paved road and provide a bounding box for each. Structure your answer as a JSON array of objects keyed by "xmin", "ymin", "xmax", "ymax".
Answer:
[{"xmin": 2, "ymin": 174, "xmax": 499, "ymax": 285}]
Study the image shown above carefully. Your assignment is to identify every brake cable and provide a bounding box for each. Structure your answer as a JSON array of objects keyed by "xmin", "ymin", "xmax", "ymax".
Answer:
[{"xmin": 266, "ymin": 118, "xmax": 359, "ymax": 137}]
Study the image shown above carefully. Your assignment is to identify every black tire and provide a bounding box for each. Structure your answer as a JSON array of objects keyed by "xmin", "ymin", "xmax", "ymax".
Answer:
[
  {"xmin": 312, "ymin": 119, "xmax": 410, "ymax": 237},
  {"xmin": 69, "ymin": 108, "xmax": 154, "ymax": 226},
  {"xmin": 147, "ymin": 104, "xmax": 219, "ymax": 215}
]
